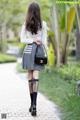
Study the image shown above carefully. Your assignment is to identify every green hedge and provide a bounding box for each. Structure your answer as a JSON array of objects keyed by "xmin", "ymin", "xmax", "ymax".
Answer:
[{"xmin": 0, "ymin": 53, "xmax": 17, "ymax": 63}]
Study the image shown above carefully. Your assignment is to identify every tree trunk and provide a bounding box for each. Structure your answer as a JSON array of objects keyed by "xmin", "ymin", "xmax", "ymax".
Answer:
[
  {"xmin": 76, "ymin": 5, "xmax": 80, "ymax": 60},
  {"xmin": 76, "ymin": 18, "xmax": 80, "ymax": 60},
  {"xmin": 61, "ymin": 33, "xmax": 69, "ymax": 64},
  {"xmin": 0, "ymin": 25, "xmax": 3, "ymax": 52},
  {"xmin": 52, "ymin": 4, "xmax": 61, "ymax": 67},
  {"xmin": 61, "ymin": 6, "xmax": 69, "ymax": 64}
]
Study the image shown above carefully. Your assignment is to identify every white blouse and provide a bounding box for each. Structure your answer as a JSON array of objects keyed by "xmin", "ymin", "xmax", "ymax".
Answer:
[{"xmin": 20, "ymin": 21, "xmax": 48, "ymax": 49}]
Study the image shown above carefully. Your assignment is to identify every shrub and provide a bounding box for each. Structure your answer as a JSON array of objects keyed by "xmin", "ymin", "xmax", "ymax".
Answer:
[{"xmin": 59, "ymin": 64, "xmax": 80, "ymax": 81}]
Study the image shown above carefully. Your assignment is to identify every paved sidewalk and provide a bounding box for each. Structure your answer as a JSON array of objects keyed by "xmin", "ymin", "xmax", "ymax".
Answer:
[{"xmin": 0, "ymin": 63, "xmax": 60, "ymax": 120}]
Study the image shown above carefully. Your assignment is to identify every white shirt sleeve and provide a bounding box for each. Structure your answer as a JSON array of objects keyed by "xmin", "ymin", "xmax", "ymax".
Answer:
[
  {"xmin": 42, "ymin": 21, "xmax": 49, "ymax": 50},
  {"xmin": 20, "ymin": 24, "xmax": 34, "ymax": 44}
]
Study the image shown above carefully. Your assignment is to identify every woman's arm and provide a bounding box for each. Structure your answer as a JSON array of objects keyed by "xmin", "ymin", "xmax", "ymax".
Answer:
[{"xmin": 20, "ymin": 24, "xmax": 34, "ymax": 44}]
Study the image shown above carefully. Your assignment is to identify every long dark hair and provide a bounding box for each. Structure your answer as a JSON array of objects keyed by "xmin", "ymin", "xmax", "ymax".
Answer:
[{"xmin": 25, "ymin": 2, "xmax": 42, "ymax": 34}]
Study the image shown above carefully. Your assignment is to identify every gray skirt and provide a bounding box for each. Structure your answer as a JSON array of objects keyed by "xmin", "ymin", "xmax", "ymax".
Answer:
[{"xmin": 22, "ymin": 43, "xmax": 45, "ymax": 71}]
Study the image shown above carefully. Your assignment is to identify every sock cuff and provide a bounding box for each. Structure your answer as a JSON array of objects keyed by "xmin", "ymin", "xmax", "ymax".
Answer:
[
  {"xmin": 33, "ymin": 92, "xmax": 37, "ymax": 94},
  {"xmin": 28, "ymin": 79, "xmax": 39, "ymax": 83},
  {"xmin": 32, "ymin": 79, "xmax": 39, "ymax": 82},
  {"xmin": 28, "ymin": 79, "xmax": 33, "ymax": 82}
]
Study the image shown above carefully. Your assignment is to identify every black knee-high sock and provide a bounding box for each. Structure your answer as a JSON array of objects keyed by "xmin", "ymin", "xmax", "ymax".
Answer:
[
  {"xmin": 28, "ymin": 80, "xmax": 33, "ymax": 106},
  {"xmin": 33, "ymin": 92, "xmax": 37, "ymax": 106},
  {"xmin": 30, "ymin": 93, "xmax": 33, "ymax": 106}
]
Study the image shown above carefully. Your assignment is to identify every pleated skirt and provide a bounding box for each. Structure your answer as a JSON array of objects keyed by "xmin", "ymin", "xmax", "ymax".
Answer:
[{"xmin": 22, "ymin": 43, "xmax": 45, "ymax": 71}]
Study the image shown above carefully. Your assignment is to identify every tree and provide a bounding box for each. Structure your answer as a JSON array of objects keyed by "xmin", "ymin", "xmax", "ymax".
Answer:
[{"xmin": 50, "ymin": 2, "xmax": 76, "ymax": 65}]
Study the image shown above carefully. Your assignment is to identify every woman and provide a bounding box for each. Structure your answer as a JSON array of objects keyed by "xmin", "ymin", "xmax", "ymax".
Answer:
[{"xmin": 20, "ymin": 2, "xmax": 48, "ymax": 116}]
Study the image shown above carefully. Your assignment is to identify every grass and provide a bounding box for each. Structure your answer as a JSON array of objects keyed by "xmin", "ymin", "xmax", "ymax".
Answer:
[
  {"xmin": 39, "ymin": 65, "xmax": 80, "ymax": 120},
  {"xmin": 0, "ymin": 53, "xmax": 17, "ymax": 63}
]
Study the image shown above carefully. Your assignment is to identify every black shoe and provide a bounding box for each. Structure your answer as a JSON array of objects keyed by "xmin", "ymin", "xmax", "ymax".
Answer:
[{"xmin": 31, "ymin": 105, "xmax": 37, "ymax": 116}]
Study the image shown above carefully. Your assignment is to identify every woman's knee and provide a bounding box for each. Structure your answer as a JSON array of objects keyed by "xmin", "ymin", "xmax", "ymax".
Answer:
[{"xmin": 33, "ymin": 70, "xmax": 39, "ymax": 79}]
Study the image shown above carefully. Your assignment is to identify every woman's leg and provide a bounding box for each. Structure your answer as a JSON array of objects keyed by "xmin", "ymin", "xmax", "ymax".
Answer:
[
  {"xmin": 27, "ymin": 70, "xmax": 33, "ymax": 111},
  {"xmin": 31, "ymin": 70, "xmax": 39, "ymax": 114},
  {"xmin": 27, "ymin": 70, "xmax": 33, "ymax": 93},
  {"xmin": 27, "ymin": 70, "xmax": 39, "ymax": 93},
  {"xmin": 32, "ymin": 70, "xmax": 39, "ymax": 93}
]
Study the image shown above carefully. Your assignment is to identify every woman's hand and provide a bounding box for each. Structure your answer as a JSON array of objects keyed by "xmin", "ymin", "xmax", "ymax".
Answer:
[{"xmin": 33, "ymin": 39, "xmax": 42, "ymax": 45}]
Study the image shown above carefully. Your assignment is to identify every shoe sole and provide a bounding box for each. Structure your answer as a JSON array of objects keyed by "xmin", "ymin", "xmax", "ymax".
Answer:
[{"xmin": 31, "ymin": 111, "xmax": 37, "ymax": 116}]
